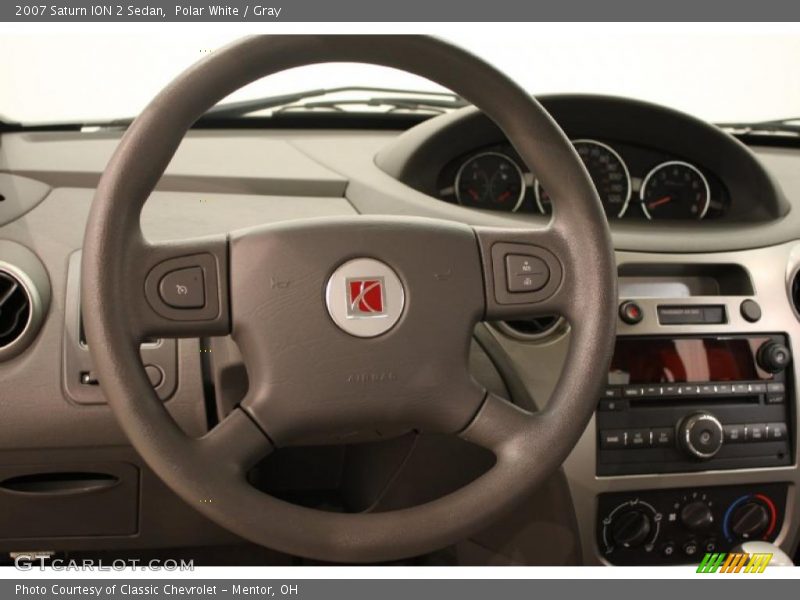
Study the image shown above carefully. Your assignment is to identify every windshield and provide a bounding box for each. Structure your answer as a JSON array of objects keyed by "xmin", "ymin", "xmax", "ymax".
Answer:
[{"xmin": 1, "ymin": 29, "xmax": 799, "ymax": 125}]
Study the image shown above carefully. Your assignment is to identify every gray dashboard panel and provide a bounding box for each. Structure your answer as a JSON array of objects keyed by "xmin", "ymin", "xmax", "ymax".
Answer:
[
  {"xmin": 0, "ymin": 130, "xmax": 348, "ymax": 197},
  {"xmin": 1, "ymin": 118, "xmax": 799, "ymax": 560}
]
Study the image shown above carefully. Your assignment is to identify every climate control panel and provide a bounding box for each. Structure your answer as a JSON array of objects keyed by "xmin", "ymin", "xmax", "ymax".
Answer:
[{"xmin": 597, "ymin": 483, "xmax": 787, "ymax": 565}]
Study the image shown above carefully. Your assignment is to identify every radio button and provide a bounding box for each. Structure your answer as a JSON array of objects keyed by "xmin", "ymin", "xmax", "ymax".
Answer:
[
  {"xmin": 766, "ymin": 393, "xmax": 785, "ymax": 404},
  {"xmin": 679, "ymin": 385, "xmax": 700, "ymax": 395},
  {"xmin": 599, "ymin": 399, "xmax": 627, "ymax": 411},
  {"xmin": 748, "ymin": 383, "xmax": 767, "ymax": 394},
  {"xmin": 767, "ymin": 382, "xmax": 785, "ymax": 393},
  {"xmin": 662, "ymin": 384, "xmax": 679, "ymax": 396},
  {"xmin": 680, "ymin": 412, "xmax": 724, "ymax": 459},
  {"xmin": 766, "ymin": 423, "xmax": 788, "ymax": 441},
  {"xmin": 628, "ymin": 429, "xmax": 649, "ymax": 448},
  {"xmin": 600, "ymin": 430, "xmax": 627, "ymax": 449},
  {"xmin": 623, "ymin": 387, "xmax": 642, "ymax": 398},
  {"xmin": 723, "ymin": 424, "xmax": 745, "ymax": 443},
  {"xmin": 746, "ymin": 424, "xmax": 766, "ymax": 442},
  {"xmin": 643, "ymin": 386, "xmax": 660, "ymax": 396},
  {"xmin": 732, "ymin": 383, "xmax": 750, "ymax": 394},
  {"xmin": 716, "ymin": 384, "xmax": 733, "ymax": 395},
  {"xmin": 604, "ymin": 387, "xmax": 621, "ymax": 398},
  {"xmin": 652, "ymin": 428, "xmax": 674, "ymax": 447},
  {"xmin": 700, "ymin": 384, "xmax": 716, "ymax": 395}
]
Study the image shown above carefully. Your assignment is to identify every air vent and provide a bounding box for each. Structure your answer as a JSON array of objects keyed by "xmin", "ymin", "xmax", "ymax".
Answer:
[
  {"xmin": 792, "ymin": 270, "xmax": 800, "ymax": 317},
  {"xmin": 0, "ymin": 269, "xmax": 31, "ymax": 349},
  {"xmin": 494, "ymin": 315, "xmax": 566, "ymax": 340}
]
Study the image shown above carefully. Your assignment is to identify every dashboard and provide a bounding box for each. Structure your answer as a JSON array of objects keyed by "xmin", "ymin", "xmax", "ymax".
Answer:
[{"xmin": 1, "ymin": 94, "xmax": 800, "ymax": 566}]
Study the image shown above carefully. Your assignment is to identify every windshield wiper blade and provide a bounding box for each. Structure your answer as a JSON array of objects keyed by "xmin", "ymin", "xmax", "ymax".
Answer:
[
  {"xmin": 201, "ymin": 86, "xmax": 465, "ymax": 119},
  {"xmin": 275, "ymin": 96, "xmax": 467, "ymax": 115},
  {"xmin": 717, "ymin": 117, "xmax": 800, "ymax": 135}
]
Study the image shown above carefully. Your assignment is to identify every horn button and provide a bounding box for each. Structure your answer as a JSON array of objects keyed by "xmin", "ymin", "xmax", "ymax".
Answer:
[
  {"xmin": 325, "ymin": 258, "xmax": 405, "ymax": 338},
  {"xmin": 228, "ymin": 218, "xmax": 488, "ymax": 446}
]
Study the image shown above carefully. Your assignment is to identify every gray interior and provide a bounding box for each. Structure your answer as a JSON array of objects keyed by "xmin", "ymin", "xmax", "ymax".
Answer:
[{"xmin": 1, "ymin": 36, "xmax": 799, "ymax": 565}]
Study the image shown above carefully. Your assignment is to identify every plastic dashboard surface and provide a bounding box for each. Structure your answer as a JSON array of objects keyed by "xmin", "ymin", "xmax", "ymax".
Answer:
[{"xmin": 1, "ymin": 99, "xmax": 800, "ymax": 560}]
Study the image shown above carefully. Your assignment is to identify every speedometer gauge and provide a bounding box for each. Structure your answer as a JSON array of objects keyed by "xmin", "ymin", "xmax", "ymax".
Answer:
[
  {"xmin": 640, "ymin": 161, "xmax": 710, "ymax": 220},
  {"xmin": 455, "ymin": 152, "xmax": 525, "ymax": 212},
  {"xmin": 535, "ymin": 140, "xmax": 631, "ymax": 218}
]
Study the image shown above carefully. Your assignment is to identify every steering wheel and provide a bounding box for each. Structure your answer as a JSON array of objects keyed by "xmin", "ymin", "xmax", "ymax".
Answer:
[{"xmin": 81, "ymin": 35, "xmax": 616, "ymax": 563}]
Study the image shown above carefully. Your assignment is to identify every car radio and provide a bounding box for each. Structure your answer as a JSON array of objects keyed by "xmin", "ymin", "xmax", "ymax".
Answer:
[{"xmin": 596, "ymin": 334, "xmax": 793, "ymax": 476}]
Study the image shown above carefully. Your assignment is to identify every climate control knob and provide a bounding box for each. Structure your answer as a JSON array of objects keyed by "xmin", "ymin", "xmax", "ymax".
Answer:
[
  {"xmin": 680, "ymin": 501, "xmax": 715, "ymax": 531},
  {"xmin": 611, "ymin": 509, "xmax": 653, "ymax": 548},
  {"xmin": 678, "ymin": 412, "xmax": 724, "ymax": 459},
  {"xmin": 730, "ymin": 502, "xmax": 770, "ymax": 540}
]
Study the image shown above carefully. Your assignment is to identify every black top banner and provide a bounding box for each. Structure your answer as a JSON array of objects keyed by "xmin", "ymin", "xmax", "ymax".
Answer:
[{"xmin": 4, "ymin": 0, "xmax": 800, "ymax": 21}]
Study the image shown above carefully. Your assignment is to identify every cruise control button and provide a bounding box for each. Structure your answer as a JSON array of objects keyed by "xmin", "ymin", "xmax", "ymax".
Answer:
[
  {"xmin": 505, "ymin": 254, "xmax": 549, "ymax": 293},
  {"xmin": 158, "ymin": 266, "xmax": 205, "ymax": 309}
]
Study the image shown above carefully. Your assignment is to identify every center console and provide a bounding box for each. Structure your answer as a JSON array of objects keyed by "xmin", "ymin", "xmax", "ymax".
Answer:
[{"xmin": 595, "ymin": 332, "xmax": 794, "ymax": 565}]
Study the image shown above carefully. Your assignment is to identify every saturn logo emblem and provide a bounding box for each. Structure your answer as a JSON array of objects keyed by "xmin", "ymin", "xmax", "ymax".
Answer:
[{"xmin": 326, "ymin": 259, "xmax": 405, "ymax": 337}]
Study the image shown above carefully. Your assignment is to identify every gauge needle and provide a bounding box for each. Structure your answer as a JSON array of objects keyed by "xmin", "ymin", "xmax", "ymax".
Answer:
[
  {"xmin": 648, "ymin": 195, "xmax": 672, "ymax": 210},
  {"xmin": 469, "ymin": 189, "xmax": 479, "ymax": 201},
  {"xmin": 497, "ymin": 191, "xmax": 511, "ymax": 203}
]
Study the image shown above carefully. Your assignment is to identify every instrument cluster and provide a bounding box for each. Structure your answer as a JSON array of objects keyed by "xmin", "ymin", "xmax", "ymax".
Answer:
[{"xmin": 441, "ymin": 138, "xmax": 730, "ymax": 220}]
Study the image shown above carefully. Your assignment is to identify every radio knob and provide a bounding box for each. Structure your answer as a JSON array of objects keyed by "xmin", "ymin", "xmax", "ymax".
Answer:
[
  {"xmin": 611, "ymin": 509, "xmax": 653, "ymax": 548},
  {"xmin": 757, "ymin": 342, "xmax": 791, "ymax": 374},
  {"xmin": 678, "ymin": 412, "xmax": 724, "ymax": 459},
  {"xmin": 730, "ymin": 502, "xmax": 770, "ymax": 540},
  {"xmin": 680, "ymin": 501, "xmax": 714, "ymax": 531}
]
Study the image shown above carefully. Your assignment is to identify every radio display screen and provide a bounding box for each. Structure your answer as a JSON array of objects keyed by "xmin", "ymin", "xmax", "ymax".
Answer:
[{"xmin": 609, "ymin": 336, "xmax": 774, "ymax": 385}]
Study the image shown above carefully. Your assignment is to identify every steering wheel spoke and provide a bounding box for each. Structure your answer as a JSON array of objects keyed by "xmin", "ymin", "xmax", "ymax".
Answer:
[
  {"xmin": 126, "ymin": 235, "xmax": 231, "ymax": 342},
  {"xmin": 198, "ymin": 407, "xmax": 273, "ymax": 471}
]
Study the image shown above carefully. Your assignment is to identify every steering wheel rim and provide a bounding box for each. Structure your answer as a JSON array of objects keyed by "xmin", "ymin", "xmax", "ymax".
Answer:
[{"xmin": 81, "ymin": 35, "xmax": 617, "ymax": 563}]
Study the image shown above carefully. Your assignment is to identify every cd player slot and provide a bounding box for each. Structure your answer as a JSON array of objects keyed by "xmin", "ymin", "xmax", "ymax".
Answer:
[{"xmin": 629, "ymin": 395, "xmax": 761, "ymax": 408}]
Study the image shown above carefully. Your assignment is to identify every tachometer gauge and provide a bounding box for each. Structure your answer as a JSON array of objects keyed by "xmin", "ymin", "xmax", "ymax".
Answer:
[
  {"xmin": 455, "ymin": 152, "xmax": 525, "ymax": 212},
  {"xmin": 640, "ymin": 161, "xmax": 710, "ymax": 220},
  {"xmin": 535, "ymin": 139, "xmax": 631, "ymax": 218}
]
